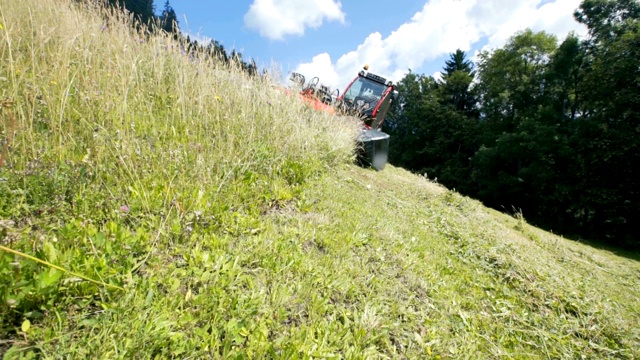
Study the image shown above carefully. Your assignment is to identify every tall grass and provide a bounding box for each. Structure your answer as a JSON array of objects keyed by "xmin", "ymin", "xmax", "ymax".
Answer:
[
  {"xmin": 1, "ymin": 0, "xmax": 357, "ymax": 346},
  {"xmin": 0, "ymin": 0, "xmax": 357, "ymax": 212}
]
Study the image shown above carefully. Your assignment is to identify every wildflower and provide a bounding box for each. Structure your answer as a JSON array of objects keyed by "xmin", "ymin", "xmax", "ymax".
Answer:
[
  {"xmin": 120, "ymin": 205, "xmax": 129, "ymax": 213},
  {"xmin": 214, "ymin": 96, "xmax": 221, "ymax": 101}
]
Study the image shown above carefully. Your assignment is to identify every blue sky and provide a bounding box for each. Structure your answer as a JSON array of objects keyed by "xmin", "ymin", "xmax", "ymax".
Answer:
[{"xmin": 155, "ymin": 0, "xmax": 587, "ymax": 90}]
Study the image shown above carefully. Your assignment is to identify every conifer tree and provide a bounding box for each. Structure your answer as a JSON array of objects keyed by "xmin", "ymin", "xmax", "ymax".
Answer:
[{"xmin": 160, "ymin": 0, "xmax": 178, "ymax": 34}]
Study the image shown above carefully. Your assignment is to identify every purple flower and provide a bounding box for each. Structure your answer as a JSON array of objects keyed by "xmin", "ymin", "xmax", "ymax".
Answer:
[{"xmin": 120, "ymin": 205, "xmax": 129, "ymax": 213}]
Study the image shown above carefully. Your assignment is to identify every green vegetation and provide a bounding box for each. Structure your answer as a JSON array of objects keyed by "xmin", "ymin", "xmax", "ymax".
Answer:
[
  {"xmin": 1, "ymin": 0, "xmax": 639, "ymax": 358},
  {"xmin": 384, "ymin": 0, "xmax": 640, "ymax": 247}
]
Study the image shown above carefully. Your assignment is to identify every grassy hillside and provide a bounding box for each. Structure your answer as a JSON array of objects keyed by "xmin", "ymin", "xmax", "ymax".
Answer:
[{"xmin": 1, "ymin": 0, "xmax": 639, "ymax": 358}]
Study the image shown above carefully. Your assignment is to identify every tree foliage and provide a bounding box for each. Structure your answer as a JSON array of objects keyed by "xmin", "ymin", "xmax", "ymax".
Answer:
[
  {"xmin": 159, "ymin": 0, "xmax": 178, "ymax": 34},
  {"xmin": 443, "ymin": 49, "xmax": 474, "ymax": 76},
  {"xmin": 388, "ymin": 0, "xmax": 639, "ymax": 248},
  {"xmin": 440, "ymin": 49, "xmax": 478, "ymax": 117},
  {"xmin": 384, "ymin": 51, "xmax": 479, "ymax": 194},
  {"xmin": 107, "ymin": 0, "xmax": 155, "ymax": 27}
]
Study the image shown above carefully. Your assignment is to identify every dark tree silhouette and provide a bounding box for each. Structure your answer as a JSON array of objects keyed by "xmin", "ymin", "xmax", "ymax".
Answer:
[
  {"xmin": 442, "ymin": 49, "xmax": 474, "ymax": 76},
  {"xmin": 159, "ymin": 0, "xmax": 178, "ymax": 34}
]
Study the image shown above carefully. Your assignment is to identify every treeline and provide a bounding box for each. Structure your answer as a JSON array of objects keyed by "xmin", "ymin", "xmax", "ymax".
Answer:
[
  {"xmin": 83, "ymin": 0, "xmax": 257, "ymax": 74},
  {"xmin": 383, "ymin": 0, "xmax": 639, "ymax": 248}
]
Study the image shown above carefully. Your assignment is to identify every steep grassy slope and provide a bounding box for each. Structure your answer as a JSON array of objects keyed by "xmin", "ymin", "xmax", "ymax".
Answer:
[{"xmin": 1, "ymin": 0, "xmax": 639, "ymax": 358}]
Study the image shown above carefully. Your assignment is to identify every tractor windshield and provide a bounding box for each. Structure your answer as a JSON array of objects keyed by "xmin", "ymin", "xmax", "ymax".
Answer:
[{"xmin": 342, "ymin": 77, "xmax": 387, "ymax": 109}]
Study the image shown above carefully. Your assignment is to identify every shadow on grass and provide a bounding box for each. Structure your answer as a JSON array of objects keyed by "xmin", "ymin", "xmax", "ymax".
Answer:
[
  {"xmin": 555, "ymin": 233, "xmax": 640, "ymax": 262},
  {"xmin": 500, "ymin": 207, "xmax": 640, "ymax": 262}
]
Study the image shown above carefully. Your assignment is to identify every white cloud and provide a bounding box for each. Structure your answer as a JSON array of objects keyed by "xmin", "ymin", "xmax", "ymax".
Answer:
[
  {"xmin": 293, "ymin": 53, "xmax": 340, "ymax": 88},
  {"xmin": 244, "ymin": 0, "xmax": 345, "ymax": 40},
  {"xmin": 531, "ymin": 0, "xmax": 586, "ymax": 40},
  {"xmin": 294, "ymin": 0, "xmax": 587, "ymax": 90},
  {"xmin": 432, "ymin": 71, "xmax": 443, "ymax": 83}
]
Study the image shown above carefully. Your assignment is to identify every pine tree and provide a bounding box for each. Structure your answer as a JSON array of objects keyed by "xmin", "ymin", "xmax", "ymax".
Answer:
[
  {"xmin": 126, "ymin": 0, "xmax": 154, "ymax": 25},
  {"xmin": 160, "ymin": 0, "xmax": 178, "ymax": 34},
  {"xmin": 442, "ymin": 49, "xmax": 474, "ymax": 76},
  {"xmin": 106, "ymin": 0, "xmax": 155, "ymax": 28},
  {"xmin": 439, "ymin": 49, "xmax": 477, "ymax": 116}
]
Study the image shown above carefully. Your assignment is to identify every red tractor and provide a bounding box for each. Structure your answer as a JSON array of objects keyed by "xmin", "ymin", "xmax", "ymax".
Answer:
[{"xmin": 290, "ymin": 66, "xmax": 397, "ymax": 170}]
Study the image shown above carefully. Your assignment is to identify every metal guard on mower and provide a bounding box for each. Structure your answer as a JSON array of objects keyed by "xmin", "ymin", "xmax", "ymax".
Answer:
[{"xmin": 356, "ymin": 130, "xmax": 390, "ymax": 171}]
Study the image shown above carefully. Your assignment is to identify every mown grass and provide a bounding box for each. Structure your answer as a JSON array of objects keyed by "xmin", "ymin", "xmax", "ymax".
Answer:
[{"xmin": 1, "ymin": 0, "xmax": 639, "ymax": 358}]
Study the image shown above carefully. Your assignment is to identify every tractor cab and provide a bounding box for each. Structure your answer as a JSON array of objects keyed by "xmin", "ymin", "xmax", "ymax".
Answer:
[{"xmin": 338, "ymin": 66, "xmax": 396, "ymax": 130}]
